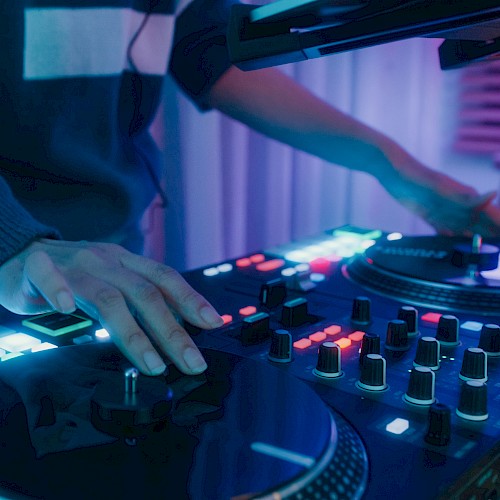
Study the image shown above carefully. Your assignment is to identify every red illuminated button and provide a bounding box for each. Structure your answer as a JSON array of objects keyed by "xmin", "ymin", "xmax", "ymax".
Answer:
[
  {"xmin": 309, "ymin": 331, "xmax": 327, "ymax": 343},
  {"xmin": 256, "ymin": 259, "xmax": 286, "ymax": 272},
  {"xmin": 336, "ymin": 338, "xmax": 352, "ymax": 349},
  {"xmin": 310, "ymin": 258, "xmax": 331, "ymax": 274},
  {"xmin": 249, "ymin": 254, "xmax": 266, "ymax": 264},
  {"xmin": 349, "ymin": 331, "xmax": 366, "ymax": 342},
  {"xmin": 324, "ymin": 325, "xmax": 342, "ymax": 336},
  {"xmin": 239, "ymin": 306, "xmax": 258, "ymax": 317},
  {"xmin": 293, "ymin": 338, "xmax": 312, "ymax": 349},
  {"xmin": 221, "ymin": 314, "xmax": 233, "ymax": 325},
  {"xmin": 421, "ymin": 312, "xmax": 442, "ymax": 324},
  {"xmin": 236, "ymin": 258, "xmax": 252, "ymax": 268}
]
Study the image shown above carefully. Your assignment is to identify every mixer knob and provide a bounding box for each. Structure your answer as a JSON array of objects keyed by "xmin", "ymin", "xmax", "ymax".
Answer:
[
  {"xmin": 240, "ymin": 312, "xmax": 271, "ymax": 345},
  {"xmin": 313, "ymin": 342, "xmax": 342, "ymax": 378},
  {"xmin": 281, "ymin": 298, "xmax": 309, "ymax": 327},
  {"xmin": 478, "ymin": 323, "xmax": 500, "ymax": 357},
  {"xmin": 413, "ymin": 337, "xmax": 440, "ymax": 370},
  {"xmin": 351, "ymin": 296, "xmax": 371, "ymax": 325},
  {"xmin": 260, "ymin": 278, "xmax": 287, "ymax": 309},
  {"xmin": 456, "ymin": 380, "xmax": 488, "ymax": 421},
  {"xmin": 385, "ymin": 320, "xmax": 409, "ymax": 351},
  {"xmin": 397, "ymin": 306, "xmax": 419, "ymax": 338},
  {"xmin": 268, "ymin": 329, "xmax": 292, "ymax": 363},
  {"xmin": 459, "ymin": 347, "xmax": 488, "ymax": 382},
  {"xmin": 435, "ymin": 315, "xmax": 460, "ymax": 346},
  {"xmin": 404, "ymin": 367, "xmax": 436, "ymax": 406},
  {"xmin": 359, "ymin": 333, "xmax": 381, "ymax": 366},
  {"xmin": 356, "ymin": 354, "xmax": 387, "ymax": 391},
  {"xmin": 425, "ymin": 403, "xmax": 451, "ymax": 446}
]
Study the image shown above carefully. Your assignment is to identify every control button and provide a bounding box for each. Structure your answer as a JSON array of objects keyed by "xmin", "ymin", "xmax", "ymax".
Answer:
[
  {"xmin": 421, "ymin": 312, "xmax": 442, "ymax": 324},
  {"xmin": 425, "ymin": 403, "xmax": 451, "ymax": 446},
  {"xmin": 324, "ymin": 324, "xmax": 341, "ymax": 336},
  {"xmin": 256, "ymin": 259, "xmax": 286, "ymax": 272},
  {"xmin": 259, "ymin": 278, "xmax": 287, "ymax": 308},
  {"xmin": 268, "ymin": 329, "xmax": 292, "ymax": 363},
  {"xmin": 359, "ymin": 333, "xmax": 380, "ymax": 365},
  {"xmin": 221, "ymin": 314, "xmax": 233, "ymax": 325},
  {"xmin": 456, "ymin": 380, "xmax": 488, "ymax": 421},
  {"xmin": 335, "ymin": 338, "xmax": 352, "ymax": 349},
  {"xmin": 240, "ymin": 312, "xmax": 270, "ymax": 345},
  {"xmin": 293, "ymin": 338, "xmax": 312, "ymax": 350},
  {"xmin": 309, "ymin": 331, "xmax": 327, "ymax": 343},
  {"xmin": 356, "ymin": 354, "xmax": 387, "ymax": 391},
  {"xmin": 351, "ymin": 296, "xmax": 371, "ymax": 325},
  {"xmin": 235, "ymin": 257, "xmax": 252, "ymax": 268},
  {"xmin": 404, "ymin": 367, "xmax": 436, "ymax": 406},
  {"xmin": 239, "ymin": 306, "xmax": 258, "ymax": 317},
  {"xmin": 435, "ymin": 315, "xmax": 460, "ymax": 346},
  {"xmin": 397, "ymin": 306, "xmax": 419, "ymax": 338},
  {"xmin": 478, "ymin": 323, "xmax": 500, "ymax": 357},
  {"xmin": 281, "ymin": 298, "xmax": 309, "ymax": 327},
  {"xmin": 413, "ymin": 337, "xmax": 440, "ymax": 370},
  {"xmin": 313, "ymin": 342, "xmax": 342, "ymax": 378},
  {"xmin": 249, "ymin": 253, "xmax": 265, "ymax": 263},
  {"xmin": 459, "ymin": 348, "xmax": 488, "ymax": 383},
  {"xmin": 385, "ymin": 319, "xmax": 409, "ymax": 351},
  {"xmin": 348, "ymin": 331, "xmax": 365, "ymax": 342}
]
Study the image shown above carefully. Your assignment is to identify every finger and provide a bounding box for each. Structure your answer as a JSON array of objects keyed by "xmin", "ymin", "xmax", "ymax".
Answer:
[
  {"xmin": 119, "ymin": 253, "xmax": 223, "ymax": 329},
  {"xmin": 99, "ymin": 268, "xmax": 209, "ymax": 375},
  {"xmin": 69, "ymin": 274, "xmax": 168, "ymax": 376},
  {"xmin": 23, "ymin": 251, "xmax": 76, "ymax": 314}
]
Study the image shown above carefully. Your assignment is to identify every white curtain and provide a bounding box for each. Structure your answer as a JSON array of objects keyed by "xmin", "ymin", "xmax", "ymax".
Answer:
[{"xmin": 150, "ymin": 36, "xmax": 498, "ymax": 270}]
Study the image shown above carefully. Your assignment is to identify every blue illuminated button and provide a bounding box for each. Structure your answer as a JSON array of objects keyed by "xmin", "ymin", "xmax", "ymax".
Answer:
[
  {"xmin": 385, "ymin": 418, "xmax": 410, "ymax": 435},
  {"xmin": 461, "ymin": 321, "xmax": 483, "ymax": 332},
  {"xmin": 0, "ymin": 333, "xmax": 41, "ymax": 352}
]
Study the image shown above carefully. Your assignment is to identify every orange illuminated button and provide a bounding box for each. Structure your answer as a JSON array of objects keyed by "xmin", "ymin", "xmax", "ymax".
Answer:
[
  {"xmin": 335, "ymin": 338, "xmax": 352, "ymax": 349},
  {"xmin": 256, "ymin": 259, "xmax": 286, "ymax": 272},
  {"xmin": 421, "ymin": 312, "xmax": 442, "ymax": 324},
  {"xmin": 324, "ymin": 325, "xmax": 342, "ymax": 336},
  {"xmin": 293, "ymin": 338, "xmax": 312, "ymax": 349},
  {"xmin": 221, "ymin": 314, "xmax": 233, "ymax": 325},
  {"xmin": 239, "ymin": 306, "xmax": 258, "ymax": 317},
  {"xmin": 249, "ymin": 254, "xmax": 266, "ymax": 264},
  {"xmin": 349, "ymin": 331, "xmax": 366, "ymax": 342},
  {"xmin": 309, "ymin": 331, "xmax": 327, "ymax": 342},
  {"xmin": 236, "ymin": 258, "xmax": 252, "ymax": 268}
]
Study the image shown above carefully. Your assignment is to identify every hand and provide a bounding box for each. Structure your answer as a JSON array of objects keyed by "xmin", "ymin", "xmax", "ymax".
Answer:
[
  {"xmin": 384, "ymin": 162, "xmax": 500, "ymax": 237},
  {"xmin": 0, "ymin": 239, "xmax": 223, "ymax": 376}
]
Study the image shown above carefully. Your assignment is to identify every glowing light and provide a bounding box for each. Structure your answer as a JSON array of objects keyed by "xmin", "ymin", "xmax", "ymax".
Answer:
[
  {"xmin": 309, "ymin": 331, "xmax": 327, "ymax": 342},
  {"xmin": 336, "ymin": 247, "xmax": 355, "ymax": 258},
  {"xmin": 310, "ymin": 273, "xmax": 326, "ymax": 283},
  {"xmin": 0, "ymin": 333, "xmax": 41, "ymax": 352},
  {"xmin": 281, "ymin": 268, "xmax": 297, "ymax": 277},
  {"xmin": 385, "ymin": 418, "xmax": 409, "ymax": 435},
  {"xmin": 239, "ymin": 306, "xmax": 257, "ymax": 317},
  {"xmin": 284, "ymin": 251, "xmax": 309, "ymax": 262},
  {"xmin": 361, "ymin": 239, "xmax": 376, "ymax": 250},
  {"xmin": 324, "ymin": 325, "xmax": 342, "ymax": 336},
  {"xmin": 310, "ymin": 258, "xmax": 331, "ymax": 274},
  {"xmin": 461, "ymin": 321, "xmax": 483, "ymax": 332},
  {"xmin": 303, "ymin": 245, "xmax": 324, "ymax": 256},
  {"xmin": 348, "ymin": 331, "xmax": 366, "ymax": 342},
  {"xmin": 95, "ymin": 328, "xmax": 110, "ymax": 339},
  {"xmin": 421, "ymin": 312, "xmax": 442, "ymax": 324},
  {"xmin": 293, "ymin": 338, "xmax": 312, "ymax": 349},
  {"xmin": 256, "ymin": 259, "xmax": 286, "ymax": 272},
  {"xmin": 217, "ymin": 263, "xmax": 233, "ymax": 273},
  {"xmin": 249, "ymin": 254, "xmax": 265, "ymax": 263},
  {"xmin": 294, "ymin": 263, "xmax": 310, "ymax": 273},
  {"xmin": 203, "ymin": 267, "xmax": 219, "ymax": 277},
  {"xmin": 221, "ymin": 314, "xmax": 233, "ymax": 325},
  {"xmin": 335, "ymin": 338, "xmax": 352, "ymax": 349},
  {"xmin": 236, "ymin": 258, "xmax": 252, "ymax": 268},
  {"xmin": 32, "ymin": 342, "xmax": 58, "ymax": 352},
  {"xmin": 387, "ymin": 232, "xmax": 403, "ymax": 241}
]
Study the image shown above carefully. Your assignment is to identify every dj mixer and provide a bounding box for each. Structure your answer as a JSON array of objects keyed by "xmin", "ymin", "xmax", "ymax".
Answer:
[{"xmin": 0, "ymin": 225, "xmax": 498, "ymax": 499}]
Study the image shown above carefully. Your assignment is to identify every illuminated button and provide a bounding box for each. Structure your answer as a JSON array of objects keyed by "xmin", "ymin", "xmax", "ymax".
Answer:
[
  {"xmin": 1, "ymin": 352, "xmax": 23, "ymax": 362},
  {"xmin": 387, "ymin": 232, "xmax": 403, "ymax": 241},
  {"xmin": 32, "ymin": 343, "xmax": 58, "ymax": 352},
  {"xmin": 461, "ymin": 321, "xmax": 483, "ymax": 332},
  {"xmin": 293, "ymin": 338, "xmax": 312, "ymax": 349},
  {"xmin": 0, "ymin": 333, "xmax": 41, "ymax": 352},
  {"xmin": 256, "ymin": 259, "xmax": 286, "ymax": 272},
  {"xmin": 221, "ymin": 314, "xmax": 233, "ymax": 325},
  {"xmin": 95, "ymin": 328, "xmax": 110, "ymax": 339},
  {"xmin": 349, "ymin": 331, "xmax": 365, "ymax": 342},
  {"xmin": 309, "ymin": 331, "xmax": 327, "ymax": 343},
  {"xmin": 295, "ymin": 264, "xmax": 310, "ymax": 273},
  {"xmin": 249, "ymin": 254, "xmax": 265, "ymax": 263},
  {"xmin": 310, "ymin": 258, "xmax": 331, "ymax": 274},
  {"xmin": 73, "ymin": 334, "xmax": 93, "ymax": 345},
  {"xmin": 324, "ymin": 325, "xmax": 341, "ymax": 336},
  {"xmin": 335, "ymin": 338, "xmax": 352, "ymax": 349},
  {"xmin": 385, "ymin": 418, "xmax": 410, "ymax": 435},
  {"xmin": 203, "ymin": 267, "xmax": 219, "ymax": 277},
  {"xmin": 281, "ymin": 268, "xmax": 297, "ymax": 277},
  {"xmin": 310, "ymin": 273, "xmax": 326, "ymax": 283},
  {"xmin": 217, "ymin": 263, "xmax": 233, "ymax": 273},
  {"xmin": 421, "ymin": 312, "xmax": 442, "ymax": 324},
  {"xmin": 239, "ymin": 306, "xmax": 258, "ymax": 317},
  {"xmin": 236, "ymin": 258, "xmax": 252, "ymax": 268}
]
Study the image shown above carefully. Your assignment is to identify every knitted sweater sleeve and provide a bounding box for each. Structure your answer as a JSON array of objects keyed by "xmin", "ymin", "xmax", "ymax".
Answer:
[{"xmin": 0, "ymin": 176, "xmax": 61, "ymax": 266}]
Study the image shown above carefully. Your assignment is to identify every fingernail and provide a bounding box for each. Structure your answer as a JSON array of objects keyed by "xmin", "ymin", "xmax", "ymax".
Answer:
[
  {"xmin": 200, "ymin": 306, "xmax": 223, "ymax": 327},
  {"xmin": 183, "ymin": 347, "xmax": 208, "ymax": 374},
  {"xmin": 56, "ymin": 291, "xmax": 75, "ymax": 314},
  {"xmin": 143, "ymin": 351, "xmax": 167, "ymax": 376}
]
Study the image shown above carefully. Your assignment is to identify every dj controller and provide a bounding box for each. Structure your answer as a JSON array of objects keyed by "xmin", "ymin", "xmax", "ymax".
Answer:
[{"xmin": 0, "ymin": 225, "xmax": 499, "ymax": 499}]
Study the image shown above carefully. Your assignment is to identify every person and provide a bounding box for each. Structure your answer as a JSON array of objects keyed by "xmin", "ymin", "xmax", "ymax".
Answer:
[{"xmin": 1, "ymin": 0, "xmax": 499, "ymax": 377}]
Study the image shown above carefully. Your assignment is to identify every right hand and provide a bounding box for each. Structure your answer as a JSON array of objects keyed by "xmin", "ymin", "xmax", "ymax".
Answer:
[{"xmin": 0, "ymin": 239, "xmax": 223, "ymax": 376}]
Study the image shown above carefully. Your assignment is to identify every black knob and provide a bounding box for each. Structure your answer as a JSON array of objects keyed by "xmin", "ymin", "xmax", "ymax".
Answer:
[
  {"xmin": 459, "ymin": 347, "xmax": 488, "ymax": 382},
  {"xmin": 281, "ymin": 298, "xmax": 309, "ymax": 327},
  {"xmin": 260, "ymin": 279, "xmax": 287, "ymax": 309},
  {"xmin": 478, "ymin": 323, "xmax": 500, "ymax": 356},
  {"xmin": 385, "ymin": 320, "xmax": 409, "ymax": 351},
  {"xmin": 397, "ymin": 306, "xmax": 419, "ymax": 338},
  {"xmin": 359, "ymin": 333, "xmax": 381, "ymax": 365},
  {"xmin": 356, "ymin": 354, "xmax": 387, "ymax": 391},
  {"xmin": 351, "ymin": 296, "xmax": 371, "ymax": 325},
  {"xmin": 425, "ymin": 403, "xmax": 451, "ymax": 446},
  {"xmin": 404, "ymin": 367, "xmax": 436, "ymax": 405},
  {"xmin": 313, "ymin": 342, "xmax": 342, "ymax": 378},
  {"xmin": 268, "ymin": 329, "xmax": 292, "ymax": 363},
  {"xmin": 241, "ymin": 312, "xmax": 271, "ymax": 345},
  {"xmin": 435, "ymin": 315, "xmax": 460, "ymax": 346},
  {"xmin": 456, "ymin": 380, "xmax": 488, "ymax": 421},
  {"xmin": 414, "ymin": 337, "xmax": 440, "ymax": 370}
]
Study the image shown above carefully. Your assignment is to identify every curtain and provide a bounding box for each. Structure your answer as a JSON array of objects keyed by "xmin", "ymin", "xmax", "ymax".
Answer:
[{"xmin": 149, "ymin": 36, "xmax": 498, "ymax": 271}]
